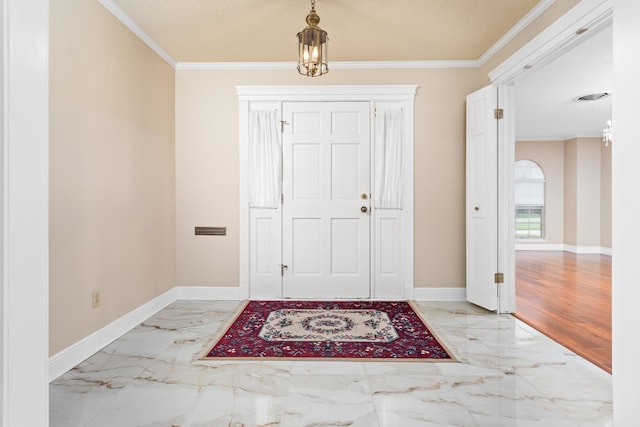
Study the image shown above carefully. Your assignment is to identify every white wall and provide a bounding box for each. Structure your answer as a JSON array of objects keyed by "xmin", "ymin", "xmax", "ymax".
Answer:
[
  {"xmin": 1, "ymin": 0, "xmax": 49, "ymax": 425},
  {"xmin": 612, "ymin": 0, "xmax": 640, "ymax": 423}
]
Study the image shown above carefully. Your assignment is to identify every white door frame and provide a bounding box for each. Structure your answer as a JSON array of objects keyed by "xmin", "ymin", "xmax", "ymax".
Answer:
[
  {"xmin": 1, "ymin": 0, "xmax": 50, "ymax": 425},
  {"xmin": 487, "ymin": 0, "xmax": 613, "ymax": 313},
  {"xmin": 237, "ymin": 85, "xmax": 417, "ymax": 300}
]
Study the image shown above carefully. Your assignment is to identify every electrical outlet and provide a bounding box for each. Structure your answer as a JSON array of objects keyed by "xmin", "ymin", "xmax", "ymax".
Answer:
[{"xmin": 91, "ymin": 290, "xmax": 101, "ymax": 309}]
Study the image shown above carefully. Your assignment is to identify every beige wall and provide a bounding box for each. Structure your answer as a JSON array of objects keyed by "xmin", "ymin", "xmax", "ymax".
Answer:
[
  {"xmin": 574, "ymin": 137, "xmax": 602, "ymax": 246},
  {"xmin": 49, "ymin": 0, "xmax": 176, "ymax": 354},
  {"xmin": 519, "ymin": 137, "xmax": 611, "ymax": 250},
  {"xmin": 516, "ymin": 140, "xmax": 565, "ymax": 244},
  {"xmin": 563, "ymin": 137, "xmax": 610, "ymax": 248},
  {"xmin": 563, "ymin": 139, "xmax": 578, "ymax": 245},
  {"xmin": 47, "ymin": 0, "xmax": 587, "ymax": 354},
  {"xmin": 175, "ymin": 68, "xmax": 481, "ymax": 289}
]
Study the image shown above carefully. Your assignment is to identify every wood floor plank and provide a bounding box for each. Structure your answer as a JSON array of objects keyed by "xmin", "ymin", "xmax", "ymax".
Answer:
[{"xmin": 514, "ymin": 251, "xmax": 611, "ymax": 373}]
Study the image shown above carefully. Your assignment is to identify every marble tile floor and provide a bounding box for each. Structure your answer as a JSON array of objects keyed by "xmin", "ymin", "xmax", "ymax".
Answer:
[{"xmin": 50, "ymin": 301, "xmax": 612, "ymax": 427}]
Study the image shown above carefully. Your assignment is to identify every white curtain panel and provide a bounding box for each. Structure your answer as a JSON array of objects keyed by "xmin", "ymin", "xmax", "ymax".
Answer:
[
  {"xmin": 249, "ymin": 110, "xmax": 281, "ymax": 208},
  {"xmin": 374, "ymin": 109, "xmax": 404, "ymax": 209}
]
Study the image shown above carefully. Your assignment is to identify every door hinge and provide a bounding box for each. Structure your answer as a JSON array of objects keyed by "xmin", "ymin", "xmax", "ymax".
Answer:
[
  {"xmin": 281, "ymin": 193, "xmax": 284, "ymax": 205},
  {"xmin": 280, "ymin": 120, "xmax": 289, "ymax": 133},
  {"xmin": 494, "ymin": 108, "xmax": 504, "ymax": 120},
  {"xmin": 280, "ymin": 264, "xmax": 288, "ymax": 276},
  {"xmin": 494, "ymin": 272, "xmax": 504, "ymax": 284}
]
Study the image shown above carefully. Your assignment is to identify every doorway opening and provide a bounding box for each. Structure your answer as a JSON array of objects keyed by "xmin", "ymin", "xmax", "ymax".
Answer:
[{"xmin": 512, "ymin": 23, "xmax": 612, "ymax": 372}]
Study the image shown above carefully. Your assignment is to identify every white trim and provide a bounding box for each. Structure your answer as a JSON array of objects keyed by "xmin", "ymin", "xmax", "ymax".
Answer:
[
  {"xmin": 515, "ymin": 244, "xmax": 611, "ymax": 255},
  {"xmin": 237, "ymin": 86, "xmax": 416, "ymax": 301},
  {"xmin": 97, "ymin": 0, "xmax": 558, "ymax": 73},
  {"xmin": 48, "ymin": 288, "xmax": 177, "ymax": 382},
  {"xmin": 175, "ymin": 286, "xmax": 243, "ymax": 300},
  {"xmin": 236, "ymin": 85, "xmax": 418, "ymax": 101},
  {"xmin": 48, "ymin": 286, "xmax": 242, "ymax": 382},
  {"xmin": 177, "ymin": 60, "xmax": 479, "ymax": 71},
  {"xmin": 489, "ymin": 0, "xmax": 613, "ymax": 84},
  {"xmin": 413, "ymin": 287, "xmax": 466, "ymax": 302},
  {"xmin": 497, "ymin": 85, "xmax": 517, "ymax": 314},
  {"xmin": 48, "ymin": 281, "xmax": 478, "ymax": 382},
  {"xmin": 563, "ymin": 244, "xmax": 612, "ymax": 255},
  {"xmin": 47, "ymin": 282, "xmax": 474, "ymax": 382},
  {"xmin": 2, "ymin": 0, "xmax": 50, "ymax": 424},
  {"xmin": 515, "ymin": 243, "xmax": 564, "ymax": 251},
  {"xmin": 517, "ymin": 133, "xmax": 604, "ymax": 141},
  {"xmin": 98, "ymin": 0, "xmax": 177, "ymax": 68},
  {"xmin": 478, "ymin": 0, "xmax": 556, "ymax": 65}
]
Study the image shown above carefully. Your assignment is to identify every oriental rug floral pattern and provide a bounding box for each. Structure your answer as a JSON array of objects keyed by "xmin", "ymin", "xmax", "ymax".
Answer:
[
  {"xmin": 258, "ymin": 308, "xmax": 399, "ymax": 342},
  {"xmin": 203, "ymin": 301, "xmax": 455, "ymax": 361}
]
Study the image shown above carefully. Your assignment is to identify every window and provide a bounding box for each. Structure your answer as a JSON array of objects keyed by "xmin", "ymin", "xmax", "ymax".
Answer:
[{"xmin": 515, "ymin": 160, "xmax": 545, "ymax": 239}]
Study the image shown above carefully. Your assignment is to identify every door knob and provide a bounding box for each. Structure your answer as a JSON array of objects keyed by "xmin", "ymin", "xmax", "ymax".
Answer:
[
  {"xmin": 474, "ymin": 206, "xmax": 480, "ymax": 211},
  {"xmin": 361, "ymin": 206, "xmax": 368, "ymax": 213}
]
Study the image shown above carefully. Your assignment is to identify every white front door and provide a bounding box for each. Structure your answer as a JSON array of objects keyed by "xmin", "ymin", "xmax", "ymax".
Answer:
[
  {"xmin": 466, "ymin": 86, "xmax": 499, "ymax": 311},
  {"xmin": 282, "ymin": 102, "xmax": 370, "ymax": 298}
]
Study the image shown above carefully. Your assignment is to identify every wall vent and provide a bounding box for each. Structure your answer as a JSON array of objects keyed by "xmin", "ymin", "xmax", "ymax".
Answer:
[{"xmin": 195, "ymin": 226, "xmax": 226, "ymax": 236}]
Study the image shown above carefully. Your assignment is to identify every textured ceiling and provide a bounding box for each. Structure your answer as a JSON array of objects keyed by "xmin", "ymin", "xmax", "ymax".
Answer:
[
  {"xmin": 107, "ymin": 0, "xmax": 612, "ymax": 140},
  {"xmin": 515, "ymin": 23, "xmax": 612, "ymax": 140},
  {"xmin": 112, "ymin": 0, "xmax": 540, "ymax": 62}
]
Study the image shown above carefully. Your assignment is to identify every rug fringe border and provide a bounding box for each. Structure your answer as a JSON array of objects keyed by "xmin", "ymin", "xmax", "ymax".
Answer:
[
  {"xmin": 407, "ymin": 300, "xmax": 460, "ymax": 363},
  {"xmin": 198, "ymin": 300, "xmax": 250, "ymax": 361}
]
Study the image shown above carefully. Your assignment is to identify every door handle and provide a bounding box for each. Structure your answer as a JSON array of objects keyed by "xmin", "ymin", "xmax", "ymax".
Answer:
[{"xmin": 361, "ymin": 206, "xmax": 368, "ymax": 213}]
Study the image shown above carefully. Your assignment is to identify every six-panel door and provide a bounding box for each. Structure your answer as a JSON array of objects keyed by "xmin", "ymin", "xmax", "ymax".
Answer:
[{"xmin": 282, "ymin": 102, "xmax": 371, "ymax": 298}]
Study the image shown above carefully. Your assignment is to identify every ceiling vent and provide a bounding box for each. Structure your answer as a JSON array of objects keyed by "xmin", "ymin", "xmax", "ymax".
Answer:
[{"xmin": 576, "ymin": 92, "xmax": 611, "ymax": 102}]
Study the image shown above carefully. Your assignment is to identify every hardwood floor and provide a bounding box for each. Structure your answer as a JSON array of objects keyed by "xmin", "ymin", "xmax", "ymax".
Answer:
[{"xmin": 514, "ymin": 251, "xmax": 612, "ymax": 373}]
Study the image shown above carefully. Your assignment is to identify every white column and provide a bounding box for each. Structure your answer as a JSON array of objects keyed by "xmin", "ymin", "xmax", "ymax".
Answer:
[
  {"xmin": 612, "ymin": 0, "xmax": 640, "ymax": 424},
  {"xmin": 1, "ymin": 0, "xmax": 50, "ymax": 425}
]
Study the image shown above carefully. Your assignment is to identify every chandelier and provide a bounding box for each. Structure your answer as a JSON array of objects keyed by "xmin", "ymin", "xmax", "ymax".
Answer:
[
  {"xmin": 297, "ymin": 0, "xmax": 328, "ymax": 77},
  {"xmin": 603, "ymin": 119, "xmax": 613, "ymax": 146}
]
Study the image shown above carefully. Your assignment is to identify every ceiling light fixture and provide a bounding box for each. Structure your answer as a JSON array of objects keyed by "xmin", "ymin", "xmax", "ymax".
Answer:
[
  {"xmin": 576, "ymin": 92, "xmax": 611, "ymax": 102},
  {"xmin": 603, "ymin": 119, "xmax": 613, "ymax": 147},
  {"xmin": 297, "ymin": 0, "xmax": 328, "ymax": 77}
]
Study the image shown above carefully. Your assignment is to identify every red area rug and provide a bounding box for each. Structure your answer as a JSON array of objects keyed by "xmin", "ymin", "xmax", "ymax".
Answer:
[{"xmin": 203, "ymin": 300, "xmax": 456, "ymax": 361}]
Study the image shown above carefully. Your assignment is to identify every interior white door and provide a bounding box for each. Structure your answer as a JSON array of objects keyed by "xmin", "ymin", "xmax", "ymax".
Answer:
[
  {"xmin": 282, "ymin": 102, "xmax": 370, "ymax": 298},
  {"xmin": 466, "ymin": 85, "xmax": 499, "ymax": 311}
]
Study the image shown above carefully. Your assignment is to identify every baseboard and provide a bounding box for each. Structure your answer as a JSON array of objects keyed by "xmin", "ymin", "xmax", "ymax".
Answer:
[
  {"xmin": 515, "ymin": 243, "xmax": 564, "ymax": 251},
  {"xmin": 49, "ymin": 284, "xmax": 465, "ymax": 382},
  {"xmin": 175, "ymin": 286, "xmax": 243, "ymax": 300},
  {"xmin": 515, "ymin": 243, "xmax": 612, "ymax": 255},
  {"xmin": 48, "ymin": 288, "xmax": 177, "ymax": 382},
  {"xmin": 412, "ymin": 287, "xmax": 466, "ymax": 301},
  {"xmin": 563, "ymin": 244, "xmax": 612, "ymax": 255}
]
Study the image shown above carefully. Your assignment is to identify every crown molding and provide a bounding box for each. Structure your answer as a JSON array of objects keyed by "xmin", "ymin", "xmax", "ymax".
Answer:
[
  {"xmin": 100, "ymin": 0, "xmax": 557, "ymax": 72},
  {"xmin": 330, "ymin": 60, "xmax": 480, "ymax": 69},
  {"xmin": 489, "ymin": 0, "xmax": 613, "ymax": 84},
  {"xmin": 98, "ymin": 0, "xmax": 177, "ymax": 68},
  {"xmin": 176, "ymin": 60, "xmax": 480, "ymax": 71},
  {"xmin": 478, "ymin": 0, "xmax": 556, "ymax": 65}
]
